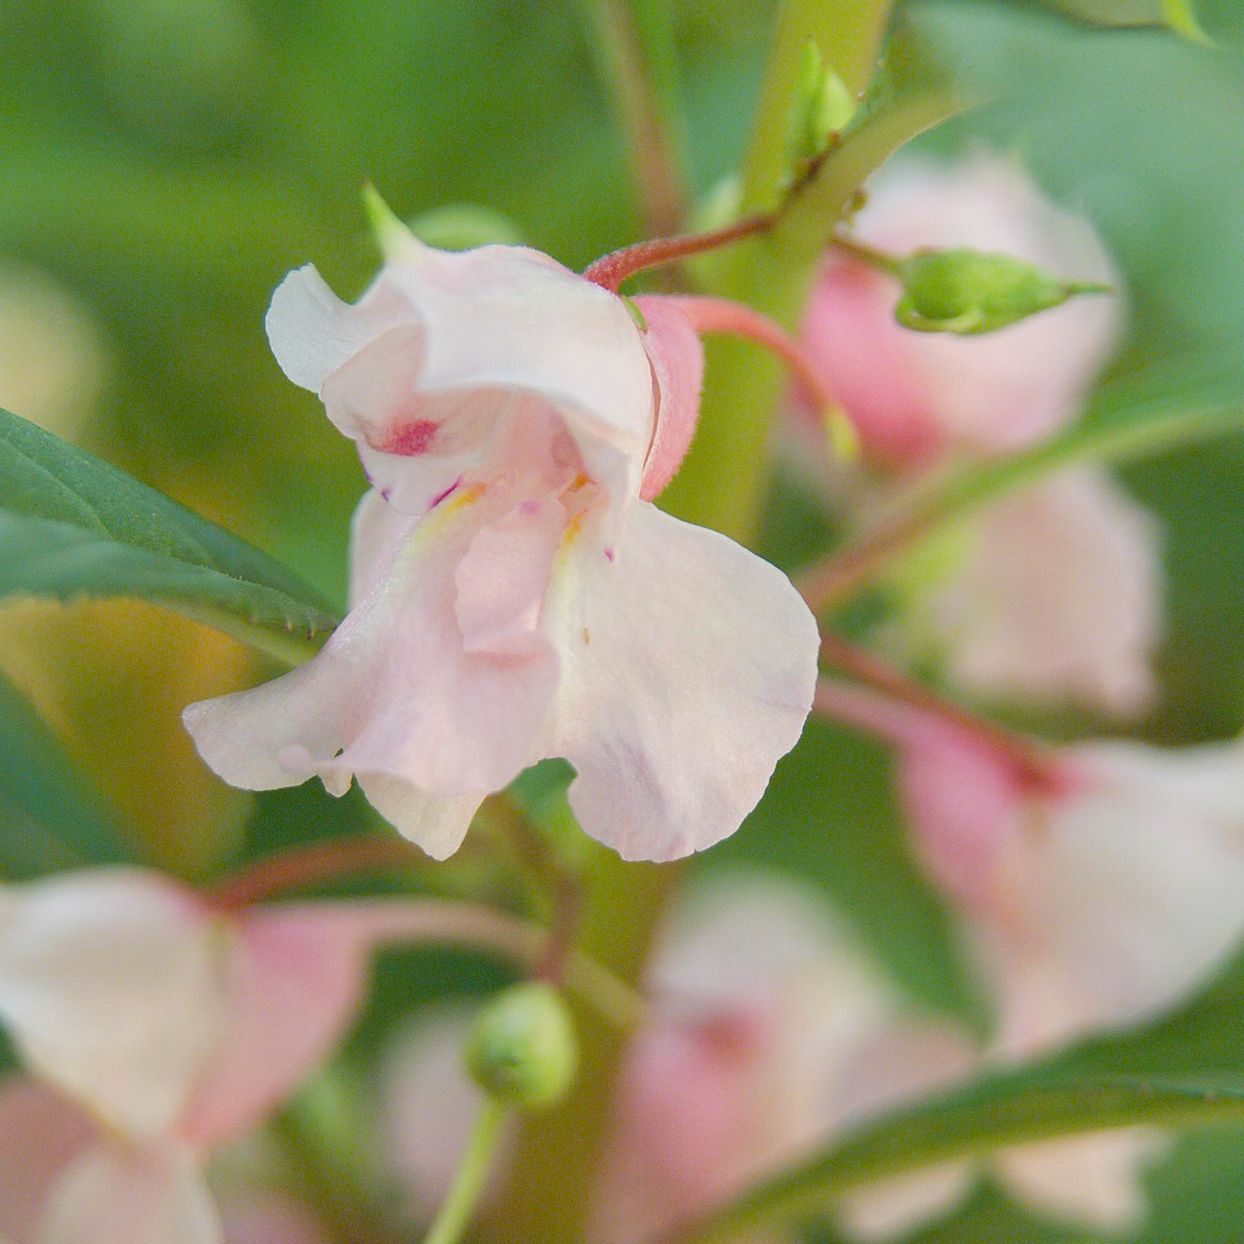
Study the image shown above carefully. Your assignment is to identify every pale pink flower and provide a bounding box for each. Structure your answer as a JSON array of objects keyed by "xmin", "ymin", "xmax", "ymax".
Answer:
[
  {"xmin": 185, "ymin": 230, "xmax": 818, "ymax": 862},
  {"xmin": 0, "ymin": 867, "xmax": 510, "ymax": 1244},
  {"xmin": 376, "ymin": 872, "xmax": 1156, "ymax": 1240},
  {"xmin": 803, "ymin": 152, "xmax": 1121, "ymax": 465},
  {"xmin": 800, "ymin": 152, "xmax": 1161, "ymax": 718},
  {"xmin": 900, "ymin": 729, "xmax": 1244, "ymax": 1044},
  {"xmin": 892, "ymin": 470, "xmax": 1162, "ymax": 716}
]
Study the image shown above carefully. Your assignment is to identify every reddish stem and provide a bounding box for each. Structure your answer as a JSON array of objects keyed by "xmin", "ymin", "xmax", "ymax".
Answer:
[
  {"xmin": 817, "ymin": 629, "xmax": 1064, "ymax": 792},
  {"xmin": 582, "ymin": 213, "xmax": 774, "ymax": 292},
  {"xmin": 660, "ymin": 294, "xmax": 841, "ymax": 415},
  {"xmin": 207, "ymin": 834, "xmax": 431, "ymax": 911}
]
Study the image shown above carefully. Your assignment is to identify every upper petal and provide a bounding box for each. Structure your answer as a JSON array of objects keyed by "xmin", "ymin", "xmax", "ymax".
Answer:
[
  {"xmin": 0, "ymin": 871, "xmax": 228, "ymax": 1139},
  {"xmin": 630, "ymin": 296, "xmax": 704, "ymax": 501},
  {"xmin": 268, "ymin": 245, "xmax": 656, "ymax": 513},
  {"xmin": 554, "ymin": 503, "xmax": 819, "ymax": 861}
]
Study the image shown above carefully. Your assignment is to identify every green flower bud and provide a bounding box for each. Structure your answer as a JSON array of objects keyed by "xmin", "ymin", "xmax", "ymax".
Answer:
[
  {"xmin": 894, "ymin": 248, "xmax": 1111, "ymax": 336},
  {"xmin": 465, "ymin": 983, "xmax": 578, "ymax": 1109},
  {"xmin": 784, "ymin": 43, "xmax": 856, "ymax": 179}
]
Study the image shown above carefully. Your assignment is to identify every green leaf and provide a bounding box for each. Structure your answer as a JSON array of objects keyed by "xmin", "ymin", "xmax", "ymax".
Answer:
[
  {"xmin": 0, "ymin": 668, "xmax": 137, "ymax": 878},
  {"xmin": 0, "ymin": 408, "xmax": 340, "ymax": 663},
  {"xmin": 660, "ymin": 1072, "xmax": 1244, "ymax": 1244}
]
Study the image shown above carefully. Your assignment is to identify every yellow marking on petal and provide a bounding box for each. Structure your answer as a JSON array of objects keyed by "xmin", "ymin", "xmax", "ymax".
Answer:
[
  {"xmin": 562, "ymin": 512, "xmax": 584, "ymax": 546},
  {"xmin": 582, "ymin": 627, "xmax": 591, "ymax": 645},
  {"xmin": 444, "ymin": 483, "xmax": 486, "ymax": 514}
]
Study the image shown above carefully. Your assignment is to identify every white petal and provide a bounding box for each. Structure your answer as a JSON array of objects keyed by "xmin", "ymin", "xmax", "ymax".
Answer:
[
  {"xmin": 0, "ymin": 871, "xmax": 228, "ymax": 1139},
  {"xmin": 387, "ymin": 245, "xmax": 654, "ymax": 471},
  {"xmin": 995, "ymin": 1129, "xmax": 1165, "ymax": 1231},
  {"xmin": 185, "ymin": 492, "xmax": 555, "ymax": 854},
  {"xmin": 265, "ymin": 265, "xmax": 410, "ymax": 394},
  {"xmin": 1022, "ymin": 739, "xmax": 1244, "ymax": 1033},
  {"xmin": 926, "ymin": 470, "xmax": 1161, "ymax": 716},
  {"xmin": 39, "ymin": 1142, "xmax": 219, "ymax": 1244},
  {"xmin": 837, "ymin": 1166, "xmax": 974, "ymax": 1241},
  {"xmin": 554, "ymin": 503, "xmax": 818, "ymax": 861}
]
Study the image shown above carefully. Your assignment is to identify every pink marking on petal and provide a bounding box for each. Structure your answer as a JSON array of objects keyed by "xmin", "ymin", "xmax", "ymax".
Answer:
[
  {"xmin": 381, "ymin": 419, "xmax": 438, "ymax": 456},
  {"xmin": 429, "ymin": 477, "xmax": 462, "ymax": 509},
  {"xmin": 604, "ymin": 548, "xmax": 615, "ymax": 562}
]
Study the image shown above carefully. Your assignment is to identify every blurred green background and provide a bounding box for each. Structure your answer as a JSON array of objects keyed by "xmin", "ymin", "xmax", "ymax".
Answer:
[{"xmin": 3, "ymin": 0, "xmax": 1244, "ymax": 1239}]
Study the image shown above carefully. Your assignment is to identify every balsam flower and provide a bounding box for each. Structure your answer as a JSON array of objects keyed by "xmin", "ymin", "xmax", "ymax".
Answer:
[
  {"xmin": 377, "ymin": 873, "xmax": 1159, "ymax": 1242},
  {"xmin": 900, "ymin": 727, "xmax": 1244, "ymax": 1043},
  {"xmin": 185, "ymin": 229, "xmax": 818, "ymax": 862},
  {"xmin": 799, "ymin": 152, "xmax": 1161, "ymax": 716},
  {"xmin": 0, "ymin": 867, "xmax": 533, "ymax": 1244}
]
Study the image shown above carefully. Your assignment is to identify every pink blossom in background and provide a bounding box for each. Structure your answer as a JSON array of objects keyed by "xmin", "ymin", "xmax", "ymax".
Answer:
[
  {"xmin": 799, "ymin": 151, "xmax": 1162, "ymax": 718},
  {"xmin": 803, "ymin": 152, "xmax": 1121, "ymax": 464},
  {"xmin": 899, "ymin": 727, "xmax": 1244, "ymax": 1046},
  {"xmin": 376, "ymin": 872, "xmax": 1163, "ymax": 1241},
  {"xmin": 185, "ymin": 226, "xmax": 818, "ymax": 864},
  {"xmin": 0, "ymin": 868, "xmax": 499, "ymax": 1244}
]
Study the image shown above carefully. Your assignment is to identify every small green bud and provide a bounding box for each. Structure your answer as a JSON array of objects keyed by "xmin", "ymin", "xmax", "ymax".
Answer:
[
  {"xmin": 785, "ymin": 43, "xmax": 856, "ymax": 175},
  {"xmin": 1163, "ymin": 0, "xmax": 1214, "ymax": 45},
  {"xmin": 893, "ymin": 248, "xmax": 1111, "ymax": 336},
  {"xmin": 465, "ymin": 983, "xmax": 578, "ymax": 1109}
]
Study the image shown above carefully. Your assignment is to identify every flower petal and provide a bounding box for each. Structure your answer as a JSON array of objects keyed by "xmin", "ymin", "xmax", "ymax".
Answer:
[
  {"xmin": 0, "ymin": 1080, "xmax": 96, "ymax": 1244},
  {"xmin": 0, "ymin": 871, "xmax": 227, "ymax": 1139},
  {"xmin": 265, "ymin": 265, "xmax": 410, "ymax": 395},
  {"xmin": 38, "ymin": 1142, "xmax": 219, "ymax": 1244},
  {"xmin": 185, "ymin": 490, "xmax": 558, "ymax": 852},
  {"xmin": 1020, "ymin": 739, "xmax": 1244, "ymax": 1032},
  {"xmin": 994, "ymin": 1129, "xmax": 1165, "ymax": 1231},
  {"xmin": 176, "ymin": 906, "xmax": 376, "ymax": 1149},
  {"xmin": 923, "ymin": 470, "xmax": 1161, "ymax": 716},
  {"xmin": 630, "ymin": 296, "xmax": 704, "ymax": 501},
  {"xmin": 555, "ymin": 503, "xmax": 818, "ymax": 860},
  {"xmin": 269, "ymin": 247, "xmax": 655, "ymax": 513}
]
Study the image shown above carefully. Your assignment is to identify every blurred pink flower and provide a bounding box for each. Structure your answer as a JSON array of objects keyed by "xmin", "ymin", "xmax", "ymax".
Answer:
[
  {"xmin": 0, "ymin": 867, "xmax": 497, "ymax": 1244},
  {"xmin": 800, "ymin": 152, "xmax": 1161, "ymax": 717},
  {"xmin": 377, "ymin": 873, "xmax": 1162, "ymax": 1241},
  {"xmin": 185, "ymin": 231, "xmax": 818, "ymax": 863},
  {"xmin": 900, "ymin": 727, "xmax": 1244, "ymax": 1044},
  {"xmin": 803, "ymin": 152, "xmax": 1120, "ymax": 464}
]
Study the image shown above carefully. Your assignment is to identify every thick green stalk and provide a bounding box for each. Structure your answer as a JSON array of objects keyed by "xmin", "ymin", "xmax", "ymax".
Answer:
[
  {"xmin": 499, "ymin": 3, "xmax": 903, "ymax": 1238},
  {"xmin": 496, "ymin": 853, "xmax": 678, "ymax": 1241}
]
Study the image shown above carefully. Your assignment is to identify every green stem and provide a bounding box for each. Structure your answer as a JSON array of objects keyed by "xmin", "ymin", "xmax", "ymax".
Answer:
[
  {"xmin": 740, "ymin": 0, "xmax": 895, "ymax": 215},
  {"xmin": 496, "ymin": 852, "xmax": 678, "ymax": 1240},
  {"xmin": 425, "ymin": 1099, "xmax": 510, "ymax": 1244},
  {"xmin": 498, "ymin": 4, "xmax": 910, "ymax": 1237},
  {"xmin": 799, "ymin": 387, "xmax": 1244, "ymax": 614},
  {"xmin": 582, "ymin": 0, "xmax": 689, "ymax": 236}
]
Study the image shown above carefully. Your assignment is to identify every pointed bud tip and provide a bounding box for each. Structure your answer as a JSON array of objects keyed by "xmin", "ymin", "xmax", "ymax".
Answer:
[{"xmin": 361, "ymin": 182, "xmax": 418, "ymax": 260}]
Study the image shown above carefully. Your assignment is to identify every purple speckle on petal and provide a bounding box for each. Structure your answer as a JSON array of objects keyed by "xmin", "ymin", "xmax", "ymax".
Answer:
[
  {"xmin": 380, "ymin": 487, "xmax": 392, "ymax": 502},
  {"xmin": 520, "ymin": 499, "xmax": 540, "ymax": 516}
]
